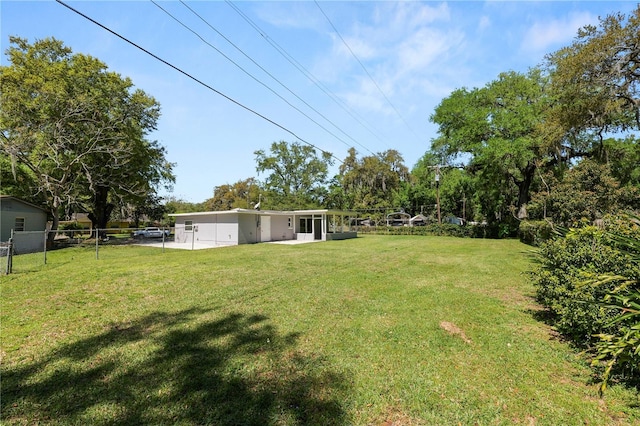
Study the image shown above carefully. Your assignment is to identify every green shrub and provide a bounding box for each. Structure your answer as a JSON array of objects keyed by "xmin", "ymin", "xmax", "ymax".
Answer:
[
  {"xmin": 59, "ymin": 222, "xmax": 85, "ymax": 231},
  {"xmin": 591, "ymin": 216, "xmax": 640, "ymax": 393},
  {"xmin": 532, "ymin": 224, "xmax": 640, "ymax": 347},
  {"xmin": 593, "ymin": 291, "xmax": 640, "ymax": 394},
  {"xmin": 518, "ymin": 220, "xmax": 553, "ymax": 246},
  {"xmin": 357, "ymin": 224, "xmax": 478, "ymax": 238}
]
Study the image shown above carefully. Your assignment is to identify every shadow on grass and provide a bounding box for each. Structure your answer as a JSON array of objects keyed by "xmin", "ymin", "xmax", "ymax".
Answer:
[{"xmin": 2, "ymin": 308, "xmax": 349, "ymax": 425}]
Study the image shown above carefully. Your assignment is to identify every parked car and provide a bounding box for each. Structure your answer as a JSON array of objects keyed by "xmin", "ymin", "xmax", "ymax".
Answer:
[
  {"xmin": 445, "ymin": 216, "xmax": 465, "ymax": 226},
  {"xmin": 132, "ymin": 227, "xmax": 170, "ymax": 238}
]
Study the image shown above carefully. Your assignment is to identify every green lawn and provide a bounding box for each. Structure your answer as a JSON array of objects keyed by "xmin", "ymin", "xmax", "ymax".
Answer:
[{"xmin": 2, "ymin": 235, "xmax": 638, "ymax": 425}]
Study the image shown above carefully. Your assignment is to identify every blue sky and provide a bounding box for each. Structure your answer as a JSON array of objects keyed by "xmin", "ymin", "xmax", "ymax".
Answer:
[{"xmin": 2, "ymin": 1, "xmax": 638, "ymax": 203}]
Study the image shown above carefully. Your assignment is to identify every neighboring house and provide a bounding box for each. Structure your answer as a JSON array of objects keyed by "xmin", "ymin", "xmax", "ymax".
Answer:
[
  {"xmin": 60, "ymin": 213, "xmax": 131, "ymax": 230},
  {"xmin": 170, "ymin": 208, "xmax": 357, "ymax": 247},
  {"xmin": 410, "ymin": 214, "xmax": 429, "ymax": 226},
  {"xmin": 60, "ymin": 212, "xmax": 93, "ymax": 229},
  {"xmin": 386, "ymin": 211, "xmax": 411, "ymax": 227},
  {"xmin": 0, "ymin": 195, "xmax": 48, "ymax": 253}
]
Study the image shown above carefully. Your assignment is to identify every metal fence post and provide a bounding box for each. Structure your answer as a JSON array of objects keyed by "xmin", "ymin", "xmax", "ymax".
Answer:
[
  {"xmin": 43, "ymin": 230, "xmax": 48, "ymax": 265},
  {"xmin": 6, "ymin": 229, "xmax": 14, "ymax": 275},
  {"xmin": 96, "ymin": 229, "xmax": 99, "ymax": 260}
]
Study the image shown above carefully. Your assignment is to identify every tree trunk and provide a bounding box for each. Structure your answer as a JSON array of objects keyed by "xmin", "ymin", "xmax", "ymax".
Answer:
[
  {"xmin": 89, "ymin": 185, "xmax": 114, "ymax": 238},
  {"xmin": 48, "ymin": 202, "xmax": 60, "ymax": 243},
  {"xmin": 515, "ymin": 162, "xmax": 536, "ymax": 220}
]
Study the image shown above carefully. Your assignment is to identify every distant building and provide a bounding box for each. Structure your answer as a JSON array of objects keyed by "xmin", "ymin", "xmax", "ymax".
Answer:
[
  {"xmin": 0, "ymin": 196, "xmax": 47, "ymax": 253},
  {"xmin": 386, "ymin": 211, "xmax": 411, "ymax": 227},
  {"xmin": 410, "ymin": 214, "xmax": 429, "ymax": 226}
]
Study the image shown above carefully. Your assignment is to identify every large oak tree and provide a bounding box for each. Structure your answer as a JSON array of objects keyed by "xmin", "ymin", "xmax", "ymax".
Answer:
[
  {"xmin": 430, "ymin": 70, "xmax": 549, "ymax": 223},
  {"xmin": 254, "ymin": 141, "xmax": 333, "ymax": 210},
  {"xmin": 0, "ymin": 37, "xmax": 174, "ymax": 234},
  {"xmin": 545, "ymin": 6, "xmax": 640, "ymax": 144}
]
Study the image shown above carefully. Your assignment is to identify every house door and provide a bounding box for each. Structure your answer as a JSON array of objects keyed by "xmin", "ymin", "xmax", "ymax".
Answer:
[
  {"xmin": 314, "ymin": 218, "xmax": 322, "ymax": 240},
  {"xmin": 261, "ymin": 216, "xmax": 271, "ymax": 242}
]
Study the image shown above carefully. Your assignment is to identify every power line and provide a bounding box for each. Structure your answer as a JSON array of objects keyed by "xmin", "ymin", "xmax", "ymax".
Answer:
[
  {"xmin": 175, "ymin": 0, "xmax": 375, "ymax": 156},
  {"xmin": 314, "ymin": 0, "xmax": 423, "ymax": 144},
  {"xmin": 225, "ymin": 0, "xmax": 389, "ymax": 151},
  {"xmin": 55, "ymin": 0, "xmax": 344, "ymax": 165},
  {"xmin": 151, "ymin": 1, "xmax": 357, "ymax": 154}
]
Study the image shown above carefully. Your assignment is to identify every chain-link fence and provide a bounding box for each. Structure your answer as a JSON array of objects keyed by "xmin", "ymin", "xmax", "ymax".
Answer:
[{"xmin": 2, "ymin": 227, "xmax": 173, "ymax": 274}]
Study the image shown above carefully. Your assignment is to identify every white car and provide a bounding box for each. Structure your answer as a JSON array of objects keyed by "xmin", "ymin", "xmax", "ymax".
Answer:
[{"xmin": 132, "ymin": 227, "xmax": 170, "ymax": 238}]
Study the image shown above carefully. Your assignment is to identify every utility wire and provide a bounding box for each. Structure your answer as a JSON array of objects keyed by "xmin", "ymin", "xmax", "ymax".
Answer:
[
  {"xmin": 151, "ymin": 0, "xmax": 354, "ymax": 153},
  {"xmin": 176, "ymin": 0, "xmax": 374, "ymax": 156},
  {"xmin": 314, "ymin": 0, "xmax": 423, "ymax": 144},
  {"xmin": 225, "ymin": 0, "xmax": 388, "ymax": 151},
  {"xmin": 55, "ymin": 0, "xmax": 343, "ymax": 165}
]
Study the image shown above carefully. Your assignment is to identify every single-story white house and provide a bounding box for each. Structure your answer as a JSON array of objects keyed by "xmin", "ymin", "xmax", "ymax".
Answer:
[
  {"xmin": 0, "ymin": 195, "xmax": 48, "ymax": 254},
  {"xmin": 170, "ymin": 208, "xmax": 357, "ymax": 247}
]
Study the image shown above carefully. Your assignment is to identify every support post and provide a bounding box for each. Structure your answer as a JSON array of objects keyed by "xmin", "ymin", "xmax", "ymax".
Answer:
[
  {"xmin": 6, "ymin": 230, "xmax": 14, "ymax": 275},
  {"xmin": 43, "ymin": 230, "xmax": 48, "ymax": 265},
  {"xmin": 436, "ymin": 166, "xmax": 442, "ymax": 225}
]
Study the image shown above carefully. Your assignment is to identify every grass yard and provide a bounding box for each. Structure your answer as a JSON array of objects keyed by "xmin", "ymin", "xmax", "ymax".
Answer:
[{"xmin": 2, "ymin": 235, "xmax": 639, "ymax": 425}]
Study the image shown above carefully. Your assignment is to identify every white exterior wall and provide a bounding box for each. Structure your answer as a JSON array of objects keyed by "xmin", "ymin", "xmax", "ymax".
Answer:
[
  {"xmin": 269, "ymin": 215, "xmax": 294, "ymax": 241},
  {"xmin": 194, "ymin": 215, "xmax": 217, "ymax": 243},
  {"xmin": 238, "ymin": 213, "xmax": 258, "ymax": 244},
  {"xmin": 174, "ymin": 217, "xmax": 200, "ymax": 245},
  {"xmin": 214, "ymin": 213, "xmax": 239, "ymax": 246},
  {"xmin": 174, "ymin": 214, "xmax": 240, "ymax": 247},
  {"xmin": 174, "ymin": 219, "xmax": 188, "ymax": 244}
]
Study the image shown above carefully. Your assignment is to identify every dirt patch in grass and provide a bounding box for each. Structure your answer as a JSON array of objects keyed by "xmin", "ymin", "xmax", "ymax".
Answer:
[
  {"xmin": 375, "ymin": 405, "xmax": 423, "ymax": 426},
  {"xmin": 439, "ymin": 321, "xmax": 472, "ymax": 344}
]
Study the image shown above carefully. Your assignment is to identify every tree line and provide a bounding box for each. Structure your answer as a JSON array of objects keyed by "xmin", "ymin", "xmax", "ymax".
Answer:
[
  {"xmin": 0, "ymin": 37, "xmax": 174, "ymax": 237},
  {"xmin": 206, "ymin": 7, "xmax": 639, "ymax": 236},
  {"xmin": 2, "ymin": 7, "xmax": 639, "ymax": 236}
]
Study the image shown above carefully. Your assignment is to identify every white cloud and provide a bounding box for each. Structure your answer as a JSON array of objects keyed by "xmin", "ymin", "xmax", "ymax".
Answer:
[
  {"xmin": 316, "ymin": 1, "xmax": 464, "ymax": 116},
  {"xmin": 520, "ymin": 11, "xmax": 597, "ymax": 54},
  {"xmin": 478, "ymin": 16, "xmax": 491, "ymax": 32},
  {"xmin": 335, "ymin": 34, "xmax": 377, "ymax": 60},
  {"xmin": 254, "ymin": 2, "xmax": 324, "ymax": 31},
  {"xmin": 391, "ymin": 1, "xmax": 451, "ymax": 29},
  {"xmin": 397, "ymin": 27, "xmax": 462, "ymax": 73}
]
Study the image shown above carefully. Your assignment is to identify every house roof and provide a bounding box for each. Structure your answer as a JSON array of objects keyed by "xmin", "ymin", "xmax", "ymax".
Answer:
[
  {"xmin": 0, "ymin": 195, "xmax": 48, "ymax": 213},
  {"xmin": 386, "ymin": 211, "xmax": 411, "ymax": 219},
  {"xmin": 169, "ymin": 208, "xmax": 356, "ymax": 218}
]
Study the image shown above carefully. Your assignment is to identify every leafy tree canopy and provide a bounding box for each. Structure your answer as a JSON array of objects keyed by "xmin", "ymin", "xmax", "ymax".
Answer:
[
  {"xmin": 430, "ymin": 69, "xmax": 549, "ymax": 223},
  {"xmin": 545, "ymin": 6, "xmax": 640, "ymax": 141},
  {"xmin": 205, "ymin": 178, "xmax": 261, "ymax": 211},
  {"xmin": 338, "ymin": 147, "xmax": 409, "ymax": 216},
  {"xmin": 254, "ymin": 141, "xmax": 333, "ymax": 210},
  {"xmin": 0, "ymin": 36, "xmax": 174, "ymax": 233}
]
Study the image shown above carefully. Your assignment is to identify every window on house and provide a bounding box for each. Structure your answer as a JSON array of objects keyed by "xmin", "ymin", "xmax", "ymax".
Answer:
[
  {"xmin": 14, "ymin": 217, "xmax": 25, "ymax": 232},
  {"xmin": 185, "ymin": 220, "xmax": 193, "ymax": 232},
  {"xmin": 287, "ymin": 217, "xmax": 292, "ymax": 229},
  {"xmin": 299, "ymin": 218, "xmax": 312, "ymax": 233}
]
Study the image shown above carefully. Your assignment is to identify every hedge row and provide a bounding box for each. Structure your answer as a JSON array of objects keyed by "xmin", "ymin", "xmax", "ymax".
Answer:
[
  {"xmin": 356, "ymin": 224, "xmax": 489, "ymax": 238},
  {"xmin": 531, "ymin": 216, "xmax": 640, "ymax": 390}
]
